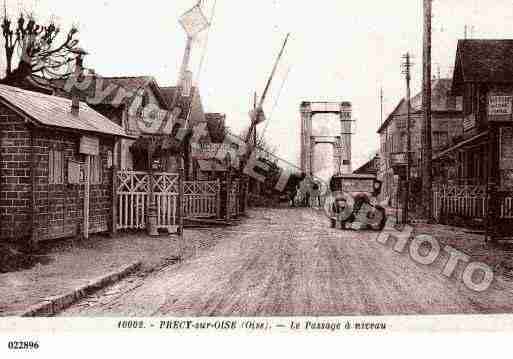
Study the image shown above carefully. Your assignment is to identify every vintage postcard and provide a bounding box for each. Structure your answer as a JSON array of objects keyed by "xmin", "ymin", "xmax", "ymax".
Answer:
[{"xmin": 1, "ymin": 0, "xmax": 513, "ymax": 354}]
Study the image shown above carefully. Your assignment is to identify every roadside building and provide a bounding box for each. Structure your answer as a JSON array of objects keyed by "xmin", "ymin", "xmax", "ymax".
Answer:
[
  {"xmin": 433, "ymin": 40, "xmax": 513, "ymax": 231},
  {"xmin": 377, "ymin": 78, "xmax": 463, "ymax": 206},
  {"xmin": 353, "ymin": 154, "xmax": 379, "ymax": 176},
  {"xmin": 51, "ymin": 76, "xmax": 170, "ymax": 171},
  {"xmin": 0, "ymin": 85, "xmax": 132, "ymax": 245}
]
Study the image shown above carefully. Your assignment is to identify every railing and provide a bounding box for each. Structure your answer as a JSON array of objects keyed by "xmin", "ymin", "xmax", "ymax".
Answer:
[
  {"xmin": 433, "ymin": 184, "xmax": 513, "ymax": 222},
  {"xmin": 183, "ymin": 180, "xmax": 220, "ymax": 218},
  {"xmin": 500, "ymin": 194, "xmax": 513, "ymax": 219},
  {"xmin": 433, "ymin": 185, "xmax": 487, "ymax": 222},
  {"xmin": 116, "ymin": 171, "xmax": 179, "ymax": 230}
]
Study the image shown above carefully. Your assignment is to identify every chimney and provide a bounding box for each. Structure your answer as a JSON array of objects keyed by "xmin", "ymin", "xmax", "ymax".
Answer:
[{"xmin": 70, "ymin": 48, "xmax": 88, "ymax": 116}]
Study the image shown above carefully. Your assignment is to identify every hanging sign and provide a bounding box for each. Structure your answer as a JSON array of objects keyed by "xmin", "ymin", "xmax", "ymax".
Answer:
[
  {"xmin": 79, "ymin": 136, "xmax": 99, "ymax": 156},
  {"xmin": 179, "ymin": 4, "xmax": 210, "ymax": 38}
]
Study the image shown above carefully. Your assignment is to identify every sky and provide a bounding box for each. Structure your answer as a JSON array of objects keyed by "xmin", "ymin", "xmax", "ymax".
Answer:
[{"xmin": 3, "ymin": 0, "xmax": 513, "ymax": 170}]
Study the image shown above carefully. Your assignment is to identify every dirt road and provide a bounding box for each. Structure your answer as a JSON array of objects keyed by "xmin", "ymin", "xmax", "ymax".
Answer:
[{"xmin": 61, "ymin": 208, "xmax": 513, "ymax": 316}]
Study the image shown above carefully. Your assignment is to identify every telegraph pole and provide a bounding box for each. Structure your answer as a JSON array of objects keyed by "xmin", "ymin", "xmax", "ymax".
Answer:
[
  {"xmin": 380, "ymin": 87, "xmax": 384, "ymax": 127},
  {"xmin": 402, "ymin": 52, "xmax": 413, "ymax": 224},
  {"xmin": 421, "ymin": 0, "xmax": 433, "ymax": 221}
]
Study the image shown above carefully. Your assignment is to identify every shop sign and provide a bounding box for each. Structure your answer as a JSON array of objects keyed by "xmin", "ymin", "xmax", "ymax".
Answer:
[
  {"xmin": 489, "ymin": 95, "xmax": 513, "ymax": 116},
  {"xmin": 79, "ymin": 136, "xmax": 99, "ymax": 156}
]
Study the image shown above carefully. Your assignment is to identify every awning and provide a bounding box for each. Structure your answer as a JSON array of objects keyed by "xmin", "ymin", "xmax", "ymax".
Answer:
[
  {"xmin": 197, "ymin": 159, "xmax": 227, "ymax": 172},
  {"xmin": 433, "ymin": 131, "xmax": 488, "ymax": 160}
]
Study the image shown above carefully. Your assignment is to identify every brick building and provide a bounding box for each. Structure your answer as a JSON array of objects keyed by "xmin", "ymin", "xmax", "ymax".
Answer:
[
  {"xmin": 0, "ymin": 85, "xmax": 131, "ymax": 246},
  {"xmin": 377, "ymin": 79, "xmax": 463, "ymax": 205}
]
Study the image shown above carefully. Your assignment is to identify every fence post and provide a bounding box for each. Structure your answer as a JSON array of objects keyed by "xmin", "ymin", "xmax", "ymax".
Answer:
[
  {"xmin": 226, "ymin": 170, "xmax": 232, "ymax": 221},
  {"xmin": 216, "ymin": 178, "xmax": 221, "ymax": 219},
  {"xmin": 111, "ymin": 166, "xmax": 118, "ymax": 237},
  {"xmin": 178, "ymin": 158, "xmax": 185, "ymax": 257}
]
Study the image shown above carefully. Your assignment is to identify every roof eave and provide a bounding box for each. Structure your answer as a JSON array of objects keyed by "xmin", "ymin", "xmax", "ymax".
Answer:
[{"xmin": 0, "ymin": 96, "xmax": 134, "ymax": 140}]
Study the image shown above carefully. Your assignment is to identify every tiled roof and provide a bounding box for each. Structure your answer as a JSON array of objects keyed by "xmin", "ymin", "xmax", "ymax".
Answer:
[
  {"xmin": 160, "ymin": 86, "xmax": 205, "ymax": 128},
  {"xmin": 50, "ymin": 76, "xmax": 169, "ymax": 108},
  {"xmin": 453, "ymin": 40, "xmax": 513, "ymax": 88},
  {"xmin": 160, "ymin": 86, "xmax": 194, "ymax": 113},
  {"xmin": 353, "ymin": 155, "xmax": 378, "ymax": 175},
  {"xmin": 0, "ymin": 85, "xmax": 132, "ymax": 138},
  {"xmin": 410, "ymin": 79, "xmax": 461, "ymax": 111}
]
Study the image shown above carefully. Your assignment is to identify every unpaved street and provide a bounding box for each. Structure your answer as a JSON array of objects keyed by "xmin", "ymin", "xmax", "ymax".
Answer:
[{"xmin": 61, "ymin": 208, "xmax": 513, "ymax": 316}]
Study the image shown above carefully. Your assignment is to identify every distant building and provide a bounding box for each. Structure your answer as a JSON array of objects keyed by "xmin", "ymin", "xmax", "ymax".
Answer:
[
  {"xmin": 353, "ymin": 154, "xmax": 379, "ymax": 176},
  {"xmin": 377, "ymin": 79, "xmax": 463, "ymax": 206}
]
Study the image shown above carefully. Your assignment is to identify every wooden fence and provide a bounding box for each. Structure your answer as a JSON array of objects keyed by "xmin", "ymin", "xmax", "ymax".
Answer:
[
  {"xmin": 116, "ymin": 171, "xmax": 244, "ymax": 231},
  {"xmin": 433, "ymin": 185, "xmax": 487, "ymax": 221},
  {"xmin": 183, "ymin": 180, "xmax": 220, "ymax": 219},
  {"xmin": 433, "ymin": 184, "xmax": 513, "ymax": 222},
  {"xmin": 116, "ymin": 171, "xmax": 179, "ymax": 230}
]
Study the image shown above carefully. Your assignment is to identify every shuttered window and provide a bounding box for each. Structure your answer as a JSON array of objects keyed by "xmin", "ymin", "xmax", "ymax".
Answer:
[
  {"xmin": 90, "ymin": 155, "xmax": 102, "ymax": 185},
  {"xmin": 48, "ymin": 150, "xmax": 64, "ymax": 184}
]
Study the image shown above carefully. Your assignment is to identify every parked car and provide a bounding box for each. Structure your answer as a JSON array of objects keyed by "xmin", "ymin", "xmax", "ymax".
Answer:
[{"xmin": 327, "ymin": 173, "xmax": 386, "ymax": 231}]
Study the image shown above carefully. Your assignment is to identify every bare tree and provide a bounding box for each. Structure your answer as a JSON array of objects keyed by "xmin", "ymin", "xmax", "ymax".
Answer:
[{"xmin": 1, "ymin": 9, "xmax": 79, "ymax": 85}]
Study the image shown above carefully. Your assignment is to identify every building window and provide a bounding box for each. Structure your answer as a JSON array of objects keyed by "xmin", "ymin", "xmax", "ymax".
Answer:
[
  {"xmin": 48, "ymin": 150, "xmax": 64, "ymax": 184},
  {"xmin": 90, "ymin": 155, "xmax": 103, "ymax": 184}
]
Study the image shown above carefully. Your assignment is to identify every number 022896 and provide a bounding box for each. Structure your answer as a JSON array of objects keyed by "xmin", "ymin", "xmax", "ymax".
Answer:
[{"xmin": 7, "ymin": 341, "xmax": 40, "ymax": 350}]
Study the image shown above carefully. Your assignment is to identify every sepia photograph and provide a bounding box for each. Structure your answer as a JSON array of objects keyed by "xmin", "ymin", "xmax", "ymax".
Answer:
[{"xmin": 2, "ymin": 1, "xmax": 513, "ymax": 350}]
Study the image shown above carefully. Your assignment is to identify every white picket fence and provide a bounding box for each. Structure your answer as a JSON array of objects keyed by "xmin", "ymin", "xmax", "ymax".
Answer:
[
  {"xmin": 116, "ymin": 171, "xmax": 179, "ymax": 230},
  {"xmin": 433, "ymin": 184, "xmax": 513, "ymax": 221},
  {"xmin": 183, "ymin": 180, "xmax": 220, "ymax": 218}
]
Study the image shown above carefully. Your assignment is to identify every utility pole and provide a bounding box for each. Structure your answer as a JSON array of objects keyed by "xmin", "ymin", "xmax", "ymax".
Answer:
[
  {"xmin": 422, "ymin": 0, "xmax": 433, "ymax": 221},
  {"xmin": 380, "ymin": 87, "xmax": 384, "ymax": 127},
  {"xmin": 402, "ymin": 52, "xmax": 413, "ymax": 225}
]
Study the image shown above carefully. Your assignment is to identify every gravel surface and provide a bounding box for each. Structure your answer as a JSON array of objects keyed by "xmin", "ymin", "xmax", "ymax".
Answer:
[{"xmin": 60, "ymin": 208, "xmax": 513, "ymax": 316}]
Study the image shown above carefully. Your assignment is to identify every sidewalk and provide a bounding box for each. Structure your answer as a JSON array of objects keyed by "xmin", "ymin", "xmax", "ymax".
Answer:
[
  {"xmin": 413, "ymin": 223, "xmax": 513, "ymax": 280},
  {"xmin": 0, "ymin": 228, "xmax": 215, "ymax": 316}
]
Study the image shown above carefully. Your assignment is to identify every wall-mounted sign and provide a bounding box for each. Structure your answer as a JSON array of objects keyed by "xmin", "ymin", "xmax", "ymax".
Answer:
[
  {"xmin": 79, "ymin": 136, "xmax": 99, "ymax": 156},
  {"xmin": 489, "ymin": 95, "xmax": 513, "ymax": 116}
]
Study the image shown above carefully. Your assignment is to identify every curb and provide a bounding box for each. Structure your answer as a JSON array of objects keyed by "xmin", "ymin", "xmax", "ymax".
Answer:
[{"xmin": 21, "ymin": 261, "xmax": 142, "ymax": 317}]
